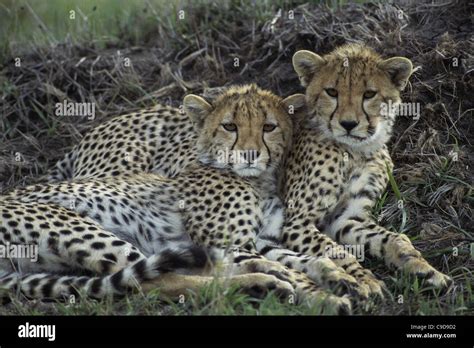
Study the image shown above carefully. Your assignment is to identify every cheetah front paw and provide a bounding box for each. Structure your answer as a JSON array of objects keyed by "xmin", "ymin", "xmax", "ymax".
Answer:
[
  {"xmin": 302, "ymin": 290, "xmax": 352, "ymax": 315},
  {"xmin": 236, "ymin": 273, "xmax": 296, "ymax": 300},
  {"xmin": 311, "ymin": 257, "xmax": 368, "ymax": 300},
  {"xmin": 325, "ymin": 268, "xmax": 369, "ymax": 300},
  {"xmin": 386, "ymin": 234, "xmax": 452, "ymax": 288},
  {"xmin": 403, "ymin": 257, "xmax": 452, "ymax": 288},
  {"xmin": 353, "ymin": 268, "xmax": 385, "ymax": 298}
]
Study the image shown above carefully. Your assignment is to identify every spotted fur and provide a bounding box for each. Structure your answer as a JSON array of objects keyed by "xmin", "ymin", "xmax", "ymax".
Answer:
[{"xmin": 47, "ymin": 103, "xmax": 196, "ymax": 181}]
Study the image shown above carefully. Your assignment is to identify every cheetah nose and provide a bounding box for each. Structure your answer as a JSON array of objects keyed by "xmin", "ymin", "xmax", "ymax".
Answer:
[{"xmin": 339, "ymin": 120, "xmax": 358, "ymax": 132}]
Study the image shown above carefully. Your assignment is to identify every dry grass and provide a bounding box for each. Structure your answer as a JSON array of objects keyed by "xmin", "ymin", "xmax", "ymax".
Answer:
[{"xmin": 0, "ymin": 0, "xmax": 472, "ymax": 315}]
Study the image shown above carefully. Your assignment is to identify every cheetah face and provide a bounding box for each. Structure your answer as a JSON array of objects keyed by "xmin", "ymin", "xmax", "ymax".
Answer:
[
  {"xmin": 293, "ymin": 45, "xmax": 413, "ymax": 151},
  {"xmin": 184, "ymin": 84, "xmax": 305, "ymax": 177}
]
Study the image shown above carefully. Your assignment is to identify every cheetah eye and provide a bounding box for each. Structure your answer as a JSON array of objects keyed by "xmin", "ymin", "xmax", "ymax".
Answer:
[
  {"xmin": 263, "ymin": 124, "xmax": 277, "ymax": 132},
  {"xmin": 363, "ymin": 90, "xmax": 377, "ymax": 99},
  {"xmin": 222, "ymin": 123, "xmax": 237, "ymax": 132},
  {"xmin": 325, "ymin": 88, "xmax": 338, "ymax": 98}
]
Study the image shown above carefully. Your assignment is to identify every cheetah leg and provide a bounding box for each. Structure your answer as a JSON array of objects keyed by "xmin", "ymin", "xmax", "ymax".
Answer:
[
  {"xmin": 327, "ymin": 158, "xmax": 452, "ymax": 288},
  {"xmin": 256, "ymin": 235, "xmax": 371, "ymax": 300},
  {"xmin": 218, "ymin": 249, "xmax": 351, "ymax": 314},
  {"xmin": 257, "ymin": 197, "xmax": 368, "ymax": 300},
  {"xmin": 329, "ymin": 218, "xmax": 452, "ymax": 288},
  {"xmin": 141, "ymin": 272, "xmax": 295, "ymax": 301},
  {"xmin": 281, "ymin": 224, "xmax": 385, "ymax": 299}
]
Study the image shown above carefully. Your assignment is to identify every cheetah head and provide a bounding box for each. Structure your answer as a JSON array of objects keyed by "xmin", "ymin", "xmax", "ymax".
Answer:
[
  {"xmin": 293, "ymin": 44, "xmax": 413, "ymax": 152},
  {"xmin": 184, "ymin": 84, "xmax": 305, "ymax": 177}
]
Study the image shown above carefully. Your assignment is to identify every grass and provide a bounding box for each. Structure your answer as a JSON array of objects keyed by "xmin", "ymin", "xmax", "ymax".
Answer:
[
  {"xmin": 0, "ymin": 0, "xmax": 311, "ymax": 60},
  {"xmin": 0, "ymin": 0, "xmax": 473, "ymax": 315},
  {"xmin": 1, "ymin": 272, "xmax": 472, "ymax": 315},
  {"xmin": 0, "ymin": 0, "xmax": 369, "ymax": 62}
]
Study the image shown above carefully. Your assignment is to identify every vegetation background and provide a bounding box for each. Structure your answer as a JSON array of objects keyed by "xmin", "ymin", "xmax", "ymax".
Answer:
[{"xmin": 0, "ymin": 0, "xmax": 472, "ymax": 315}]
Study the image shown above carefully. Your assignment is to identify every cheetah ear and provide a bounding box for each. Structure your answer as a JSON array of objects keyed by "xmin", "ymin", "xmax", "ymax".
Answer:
[
  {"xmin": 282, "ymin": 94, "xmax": 306, "ymax": 115},
  {"xmin": 292, "ymin": 50, "xmax": 326, "ymax": 87},
  {"xmin": 379, "ymin": 57, "xmax": 413, "ymax": 91},
  {"xmin": 183, "ymin": 94, "xmax": 212, "ymax": 128}
]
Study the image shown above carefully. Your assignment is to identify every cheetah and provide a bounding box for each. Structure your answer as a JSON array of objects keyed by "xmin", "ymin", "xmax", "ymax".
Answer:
[
  {"xmin": 1, "ymin": 85, "xmax": 352, "ymax": 312},
  {"xmin": 278, "ymin": 44, "xmax": 452, "ymax": 293}
]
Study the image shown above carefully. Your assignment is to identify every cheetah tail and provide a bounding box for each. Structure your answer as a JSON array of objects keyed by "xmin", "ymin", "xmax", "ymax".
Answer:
[{"xmin": 0, "ymin": 245, "xmax": 213, "ymax": 300}]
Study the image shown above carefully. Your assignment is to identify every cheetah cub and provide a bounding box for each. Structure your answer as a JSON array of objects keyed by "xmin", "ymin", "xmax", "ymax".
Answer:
[
  {"xmin": 279, "ymin": 44, "xmax": 452, "ymax": 296},
  {"xmin": 1, "ymin": 85, "xmax": 351, "ymax": 313}
]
